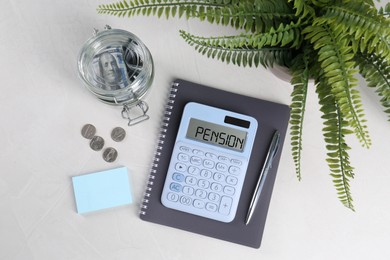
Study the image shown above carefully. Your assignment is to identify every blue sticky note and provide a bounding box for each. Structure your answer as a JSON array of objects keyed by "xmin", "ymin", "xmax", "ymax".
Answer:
[{"xmin": 72, "ymin": 167, "xmax": 132, "ymax": 214}]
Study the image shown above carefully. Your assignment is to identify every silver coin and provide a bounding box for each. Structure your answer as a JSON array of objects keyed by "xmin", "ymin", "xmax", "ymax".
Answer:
[
  {"xmin": 81, "ymin": 124, "xmax": 96, "ymax": 139},
  {"xmin": 103, "ymin": 147, "xmax": 118, "ymax": 162},
  {"xmin": 90, "ymin": 136, "xmax": 105, "ymax": 151},
  {"xmin": 111, "ymin": 127, "xmax": 126, "ymax": 142}
]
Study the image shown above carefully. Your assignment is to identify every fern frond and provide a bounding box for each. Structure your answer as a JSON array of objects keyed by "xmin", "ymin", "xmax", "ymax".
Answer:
[
  {"xmin": 256, "ymin": 21, "xmax": 302, "ymax": 48},
  {"xmin": 316, "ymin": 80, "xmax": 355, "ymax": 211},
  {"xmin": 289, "ymin": 48, "xmax": 311, "ymax": 180},
  {"xmin": 179, "ymin": 30, "xmax": 294, "ymax": 68},
  {"xmin": 97, "ymin": 0, "xmax": 227, "ymax": 19},
  {"xmin": 379, "ymin": 2, "xmax": 390, "ymax": 16},
  {"xmin": 182, "ymin": 21, "xmax": 302, "ymax": 50},
  {"xmin": 357, "ymin": 0, "xmax": 375, "ymax": 7},
  {"xmin": 248, "ymin": 0, "xmax": 296, "ymax": 32},
  {"xmin": 199, "ymin": 0, "xmax": 296, "ymax": 32},
  {"xmin": 303, "ymin": 24, "xmax": 371, "ymax": 148},
  {"xmin": 97, "ymin": 0, "xmax": 295, "ymax": 32},
  {"xmin": 355, "ymin": 53, "xmax": 390, "ymax": 121},
  {"xmin": 291, "ymin": 0, "xmax": 315, "ymax": 18},
  {"xmin": 319, "ymin": 1, "xmax": 390, "ymax": 60},
  {"xmin": 311, "ymin": 0, "xmax": 335, "ymax": 8}
]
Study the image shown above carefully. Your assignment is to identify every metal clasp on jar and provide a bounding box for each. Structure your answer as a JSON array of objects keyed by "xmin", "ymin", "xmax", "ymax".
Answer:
[
  {"xmin": 121, "ymin": 100, "xmax": 150, "ymax": 126},
  {"xmin": 93, "ymin": 25, "xmax": 112, "ymax": 36}
]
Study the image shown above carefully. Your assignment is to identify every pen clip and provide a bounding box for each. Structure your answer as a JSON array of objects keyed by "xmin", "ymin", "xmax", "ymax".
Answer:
[{"xmin": 267, "ymin": 131, "xmax": 280, "ymax": 168}]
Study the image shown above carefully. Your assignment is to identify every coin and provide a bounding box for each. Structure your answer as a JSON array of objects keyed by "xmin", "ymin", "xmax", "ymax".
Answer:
[
  {"xmin": 111, "ymin": 127, "xmax": 126, "ymax": 142},
  {"xmin": 81, "ymin": 124, "xmax": 96, "ymax": 139},
  {"xmin": 90, "ymin": 136, "xmax": 105, "ymax": 151},
  {"xmin": 103, "ymin": 147, "xmax": 118, "ymax": 162}
]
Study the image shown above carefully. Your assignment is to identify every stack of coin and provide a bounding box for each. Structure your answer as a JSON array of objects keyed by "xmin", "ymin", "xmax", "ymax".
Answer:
[{"xmin": 81, "ymin": 124, "xmax": 126, "ymax": 163}]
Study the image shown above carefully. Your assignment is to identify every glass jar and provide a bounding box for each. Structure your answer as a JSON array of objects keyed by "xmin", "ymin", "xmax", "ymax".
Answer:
[{"xmin": 78, "ymin": 25, "xmax": 154, "ymax": 125}]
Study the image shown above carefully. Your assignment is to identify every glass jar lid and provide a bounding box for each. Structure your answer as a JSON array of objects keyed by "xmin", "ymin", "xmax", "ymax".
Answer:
[{"xmin": 77, "ymin": 25, "xmax": 154, "ymax": 125}]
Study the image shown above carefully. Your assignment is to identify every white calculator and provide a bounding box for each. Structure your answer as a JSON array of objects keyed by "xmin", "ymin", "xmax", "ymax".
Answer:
[{"xmin": 161, "ymin": 102, "xmax": 258, "ymax": 222}]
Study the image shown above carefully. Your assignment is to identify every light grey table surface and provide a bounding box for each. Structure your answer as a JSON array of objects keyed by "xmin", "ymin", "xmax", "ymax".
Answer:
[{"xmin": 1, "ymin": 1, "xmax": 389, "ymax": 259}]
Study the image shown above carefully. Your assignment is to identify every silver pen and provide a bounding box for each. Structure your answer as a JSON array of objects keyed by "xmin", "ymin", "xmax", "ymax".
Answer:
[{"xmin": 245, "ymin": 130, "xmax": 280, "ymax": 225}]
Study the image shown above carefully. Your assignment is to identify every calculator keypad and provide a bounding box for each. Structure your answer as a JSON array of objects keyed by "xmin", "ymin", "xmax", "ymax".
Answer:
[{"xmin": 161, "ymin": 141, "xmax": 247, "ymax": 223}]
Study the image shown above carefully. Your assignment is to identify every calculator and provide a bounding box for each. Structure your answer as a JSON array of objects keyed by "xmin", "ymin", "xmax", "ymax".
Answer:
[{"xmin": 161, "ymin": 102, "xmax": 258, "ymax": 222}]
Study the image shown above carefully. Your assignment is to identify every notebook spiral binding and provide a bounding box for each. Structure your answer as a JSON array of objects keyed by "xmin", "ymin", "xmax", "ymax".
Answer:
[{"xmin": 140, "ymin": 81, "xmax": 179, "ymax": 216}]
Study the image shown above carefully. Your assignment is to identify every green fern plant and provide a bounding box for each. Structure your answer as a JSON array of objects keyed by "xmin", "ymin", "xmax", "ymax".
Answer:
[{"xmin": 97, "ymin": 0, "xmax": 390, "ymax": 210}]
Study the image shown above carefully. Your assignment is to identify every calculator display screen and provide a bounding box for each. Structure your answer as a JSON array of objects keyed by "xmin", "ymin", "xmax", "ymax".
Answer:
[{"xmin": 186, "ymin": 118, "xmax": 247, "ymax": 152}]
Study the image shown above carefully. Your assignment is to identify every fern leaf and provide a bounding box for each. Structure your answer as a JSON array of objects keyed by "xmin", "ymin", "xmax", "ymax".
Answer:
[
  {"xmin": 316, "ymin": 80, "xmax": 355, "ymax": 211},
  {"xmin": 97, "ymin": 0, "xmax": 296, "ymax": 33},
  {"xmin": 289, "ymin": 48, "xmax": 311, "ymax": 180},
  {"xmin": 97, "ymin": 0, "xmax": 226, "ymax": 19},
  {"xmin": 311, "ymin": 0, "xmax": 334, "ymax": 8},
  {"xmin": 304, "ymin": 24, "xmax": 371, "ymax": 148},
  {"xmin": 182, "ymin": 21, "xmax": 302, "ymax": 51},
  {"xmin": 320, "ymin": 1, "xmax": 390, "ymax": 60},
  {"xmin": 179, "ymin": 30, "xmax": 294, "ymax": 68},
  {"xmin": 379, "ymin": 2, "xmax": 390, "ymax": 16},
  {"xmin": 292, "ymin": 0, "xmax": 315, "ymax": 18},
  {"xmin": 248, "ymin": 0, "xmax": 296, "ymax": 32},
  {"xmin": 355, "ymin": 53, "xmax": 390, "ymax": 121}
]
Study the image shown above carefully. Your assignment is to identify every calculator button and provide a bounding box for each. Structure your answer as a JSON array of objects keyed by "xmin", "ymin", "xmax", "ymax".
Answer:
[
  {"xmin": 216, "ymin": 163, "xmax": 228, "ymax": 172},
  {"xmin": 172, "ymin": 172, "xmax": 185, "ymax": 182},
  {"xmin": 185, "ymin": 176, "xmax": 197, "ymax": 186},
  {"xmin": 200, "ymin": 169, "xmax": 212, "ymax": 179},
  {"xmin": 182, "ymin": 186, "xmax": 194, "ymax": 195},
  {"xmin": 192, "ymin": 149, "xmax": 204, "ymax": 156},
  {"xmin": 169, "ymin": 182, "xmax": 182, "ymax": 192},
  {"xmin": 179, "ymin": 146, "xmax": 191, "ymax": 153},
  {"xmin": 228, "ymin": 166, "xmax": 240, "ymax": 175},
  {"xmin": 223, "ymin": 186, "xmax": 235, "ymax": 196},
  {"xmin": 188, "ymin": 166, "xmax": 200, "ymax": 175},
  {"xmin": 193, "ymin": 199, "xmax": 205, "ymax": 209},
  {"xmin": 218, "ymin": 156, "xmax": 229, "ymax": 163},
  {"xmin": 177, "ymin": 153, "xmax": 190, "ymax": 162},
  {"xmin": 208, "ymin": 192, "xmax": 220, "ymax": 202},
  {"xmin": 195, "ymin": 189, "xmax": 207, "ymax": 199},
  {"xmin": 175, "ymin": 163, "xmax": 186, "ymax": 172},
  {"xmin": 164, "ymin": 141, "xmax": 248, "ymax": 221},
  {"xmin": 180, "ymin": 196, "xmax": 192, "ymax": 205},
  {"xmin": 226, "ymin": 176, "xmax": 238, "ymax": 186},
  {"xmin": 206, "ymin": 203, "xmax": 218, "ymax": 212},
  {"xmin": 167, "ymin": 192, "xmax": 179, "ymax": 202},
  {"xmin": 205, "ymin": 152, "xmax": 217, "ymax": 160},
  {"xmin": 219, "ymin": 196, "xmax": 233, "ymax": 215},
  {"xmin": 190, "ymin": 156, "xmax": 202, "ymax": 166},
  {"xmin": 230, "ymin": 159, "xmax": 242, "ymax": 166},
  {"xmin": 203, "ymin": 159, "xmax": 215, "ymax": 169},
  {"xmin": 210, "ymin": 182, "xmax": 223, "ymax": 192},
  {"xmin": 213, "ymin": 173, "xmax": 225, "ymax": 182},
  {"xmin": 198, "ymin": 179, "xmax": 210, "ymax": 189}
]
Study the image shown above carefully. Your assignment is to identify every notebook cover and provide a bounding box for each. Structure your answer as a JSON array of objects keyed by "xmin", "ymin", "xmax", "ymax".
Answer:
[{"xmin": 140, "ymin": 79, "xmax": 290, "ymax": 248}]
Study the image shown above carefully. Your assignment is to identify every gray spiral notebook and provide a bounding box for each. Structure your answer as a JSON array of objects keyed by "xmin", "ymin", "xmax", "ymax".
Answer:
[{"xmin": 140, "ymin": 79, "xmax": 290, "ymax": 248}]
